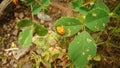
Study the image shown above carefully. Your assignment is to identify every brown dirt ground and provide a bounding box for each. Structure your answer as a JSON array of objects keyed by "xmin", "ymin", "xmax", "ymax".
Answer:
[{"xmin": 0, "ymin": 0, "xmax": 120, "ymax": 68}]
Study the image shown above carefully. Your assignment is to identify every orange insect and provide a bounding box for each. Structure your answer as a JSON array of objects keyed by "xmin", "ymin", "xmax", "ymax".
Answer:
[
  {"xmin": 56, "ymin": 26, "xmax": 65, "ymax": 35},
  {"xmin": 13, "ymin": 0, "xmax": 19, "ymax": 5}
]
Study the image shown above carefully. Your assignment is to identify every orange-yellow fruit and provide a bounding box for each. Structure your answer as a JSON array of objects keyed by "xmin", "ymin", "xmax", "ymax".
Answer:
[
  {"xmin": 56, "ymin": 26, "xmax": 65, "ymax": 35},
  {"xmin": 13, "ymin": 0, "xmax": 19, "ymax": 5}
]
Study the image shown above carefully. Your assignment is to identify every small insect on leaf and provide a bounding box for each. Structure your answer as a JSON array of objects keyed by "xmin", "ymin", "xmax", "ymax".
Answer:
[
  {"xmin": 13, "ymin": 0, "xmax": 19, "ymax": 5},
  {"xmin": 56, "ymin": 26, "xmax": 65, "ymax": 35}
]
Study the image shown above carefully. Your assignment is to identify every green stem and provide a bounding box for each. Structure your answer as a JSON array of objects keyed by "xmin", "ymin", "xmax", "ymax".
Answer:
[
  {"xmin": 83, "ymin": 0, "xmax": 96, "ymax": 6},
  {"xmin": 83, "ymin": 23, "xmax": 86, "ymax": 31},
  {"xmin": 111, "ymin": 0, "xmax": 120, "ymax": 12},
  {"xmin": 95, "ymin": 31, "xmax": 103, "ymax": 43},
  {"xmin": 30, "ymin": 5, "xmax": 34, "ymax": 20}
]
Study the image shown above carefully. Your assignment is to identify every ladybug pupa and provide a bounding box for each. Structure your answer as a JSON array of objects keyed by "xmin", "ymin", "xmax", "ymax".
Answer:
[
  {"xmin": 56, "ymin": 26, "xmax": 65, "ymax": 35},
  {"xmin": 13, "ymin": 0, "xmax": 19, "ymax": 5}
]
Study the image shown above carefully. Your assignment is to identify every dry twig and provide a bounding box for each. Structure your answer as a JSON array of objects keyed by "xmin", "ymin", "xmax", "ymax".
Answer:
[{"xmin": 0, "ymin": 0, "xmax": 12, "ymax": 17}]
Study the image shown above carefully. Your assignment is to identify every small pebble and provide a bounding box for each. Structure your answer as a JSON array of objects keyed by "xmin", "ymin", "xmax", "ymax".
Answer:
[
  {"xmin": 22, "ymin": 62, "xmax": 32, "ymax": 68},
  {"xmin": 12, "ymin": 30, "xmax": 18, "ymax": 36},
  {"xmin": 40, "ymin": 20, "xmax": 45, "ymax": 24},
  {"xmin": 13, "ymin": 64, "xmax": 17, "ymax": 68},
  {"xmin": 35, "ymin": 49, "xmax": 43, "ymax": 55},
  {"xmin": 19, "ymin": 12, "xmax": 24, "ymax": 19},
  {"xmin": 14, "ymin": 12, "xmax": 19, "ymax": 17},
  {"xmin": 37, "ymin": 12, "xmax": 52, "ymax": 21}
]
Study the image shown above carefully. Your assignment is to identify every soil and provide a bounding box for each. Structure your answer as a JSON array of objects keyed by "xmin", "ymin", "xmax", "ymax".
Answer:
[{"xmin": 0, "ymin": 0, "xmax": 120, "ymax": 68}]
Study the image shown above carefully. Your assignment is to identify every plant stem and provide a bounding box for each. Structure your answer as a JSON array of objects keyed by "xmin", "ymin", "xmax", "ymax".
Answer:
[
  {"xmin": 30, "ymin": 5, "xmax": 34, "ymax": 20},
  {"xmin": 109, "ymin": 43, "xmax": 120, "ymax": 49},
  {"xmin": 97, "ymin": 41, "xmax": 105, "ymax": 46},
  {"xmin": 83, "ymin": 0, "xmax": 96, "ymax": 6},
  {"xmin": 83, "ymin": 23, "xmax": 86, "ymax": 31},
  {"xmin": 95, "ymin": 31, "xmax": 103, "ymax": 43},
  {"xmin": 97, "ymin": 31, "xmax": 111, "ymax": 46}
]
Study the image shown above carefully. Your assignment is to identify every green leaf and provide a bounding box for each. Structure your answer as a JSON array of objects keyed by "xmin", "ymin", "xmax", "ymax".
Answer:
[
  {"xmin": 32, "ymin": 5, "xmax": 41, "ymax": 15},
  {"xmin": 85, "ymin": 8, "xmax": 109, "ymax": 31},
  {"xmin": 93, "ymin": 1, "xmax": 110, "ymax": 13},
  {"xmin": 77, "ymin": 7, "xmax": 89, "ymax": 15},
  {"xmin": 18, "ymin": 28, "xmax": 33, "ymax": 47},
  {"xmin": 43, "ymin": 9, "xmax": 48, "ymax": 14},
  {"xmin": 26, "ymin": 0, "xmax": 35, "ymax": 6},
  {"xmin": 53, "ymin": 17, "xmax": 82, "ymax": 37},
  {"xmin": 17, "ymin": 20, "xmax": 34, "ymax": 28},
  {"xmin": 34, "ymin": 23, "xmax": 48, "ymax": 36},
  {"xmin": 71, "ymin": 0, "xmax": 82, "ymax": 8},
  {"xmin": 71, "ymin": 0, "xmax": 83, "ymax": 12},
  {"xmin": 68, "ymin": 31, "xmax": 97, "ymax": 68},
  {"xmin": 42, "ymin": 0, "xmax": 50, "ymax": 6}
]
